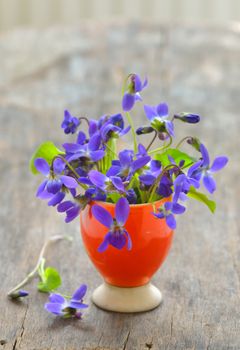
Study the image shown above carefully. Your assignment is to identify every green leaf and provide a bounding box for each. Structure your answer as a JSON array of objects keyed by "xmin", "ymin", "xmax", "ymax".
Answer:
[
  {"xmin": 108, "ymin": 192, "xmax": 121, "ymax": 203},
  {"xmin": 37, "ymin": 267, "xmax": 62, "ymax": 293},
  {"xmin": 30, "ymin": 141, "xmax": 64, "ymax": 174},
  {"xmin": 187, "ymin": 186, "xmax": 216, "ymax": 214},
  {"xmin": 154, "ymin": 148, "xmax": 196, "ymax": 168}
]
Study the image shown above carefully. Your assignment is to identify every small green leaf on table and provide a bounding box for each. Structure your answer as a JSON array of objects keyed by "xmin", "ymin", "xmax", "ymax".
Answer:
[{"xmin": 37, "ymin": 267, "xmax": 62, "ymax": 293}]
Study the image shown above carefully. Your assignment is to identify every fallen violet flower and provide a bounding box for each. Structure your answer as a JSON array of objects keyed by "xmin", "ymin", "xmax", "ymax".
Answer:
[{"xmin": 45, "ymin": 284, "xmax": 88, "ymax": 319}]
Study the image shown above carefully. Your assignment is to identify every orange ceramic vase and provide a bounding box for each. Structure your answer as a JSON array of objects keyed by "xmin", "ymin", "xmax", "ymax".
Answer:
[{"xmin": 80, "ymin": 198, "xmax": 174, "ymax": 312}]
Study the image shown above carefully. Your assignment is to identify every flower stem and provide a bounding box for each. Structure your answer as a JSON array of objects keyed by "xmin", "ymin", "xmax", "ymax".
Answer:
[
  {"xmin": 147, "ymin": 164, "xmax": 179, "ymax": 203},
  {"xmin": 175, "ymin": 136, "xmax": 192, "ymax": 149},
  {"xmin": 146, "ymin": 130, "xmax": 157, "ymax": 151},
  {"xmin": 78, "ymin": 116, "xmax": 90, "ymax": 126},
  {"xmin": 53, "ymin": 155, "xmax": 87, "ymax": 190},
  {"xmin": 126, "ymin": 112, "xmax": 138, "ymax": 153},
  {"xmin": 148, "ymin": 136, "xmax": 172, "ymax": 155},
  {"xmin": 7, "ymin": 235, "xmax": 72, "ymax": 297}
]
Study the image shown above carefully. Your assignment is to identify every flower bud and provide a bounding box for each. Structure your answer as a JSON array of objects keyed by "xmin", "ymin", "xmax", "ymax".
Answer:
[
  {"xmin": 136, "ymin": 126, "xmax": 154, "ymax": 135},
  {"xmin": 187, "ymin": 137, "xmax": 201, "ymax": 151},
  {"xmin": 9, "ymin": 290, "xmax": 29, "ymax": 299},
  {"xmin": 174, "ymin": 113, "xmax": 200, "ymax": 124}
]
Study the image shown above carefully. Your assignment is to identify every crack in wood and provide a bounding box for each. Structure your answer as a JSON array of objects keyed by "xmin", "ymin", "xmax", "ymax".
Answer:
[
  {"xmin": 122, "ymin": 331, "xmax": 130, "ymax": 350},
  {"xmin": 12, "ymin": 303, "xmax": 29, "ymax": 350}
]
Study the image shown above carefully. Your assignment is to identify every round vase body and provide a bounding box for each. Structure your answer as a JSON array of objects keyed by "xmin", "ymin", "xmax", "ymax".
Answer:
[{"xmin": 80, "ymin": 199, "xmax": 174, "ymax": 288}]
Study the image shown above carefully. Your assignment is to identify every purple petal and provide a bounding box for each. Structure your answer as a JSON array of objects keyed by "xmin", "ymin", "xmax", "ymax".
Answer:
[
  {"xmin": 139, "ymin": 174, "xmax": 156, "ymax": 186},
  {"xmin": 153, "ymin": 211, "xmax": 165, "ymax": 219},
  {"xmin": 188, "ymin": 160, "xmax": 202, "ymax": 177},
  {"xmin": 77, "ymin": 131, "xmax": 86, "ymax": 145},
  {"xmin": 48, "ymin": 191, "xmax": 65, "ymax": 206},
  {"xmin": 45, "ymin": 303, "xmax": 63, "ymax": 315},
  {"xmin": 36, "ymin": 179, "xmax": 47, "ymax": 197},
  {"xmin": 156, "ymin": 102, "xmax": 168, "ymax": 117},
  {"xmin": 34, "ymin": 158, "xmax": 50, "ymax": 176},
  {"xmin": 49, "ymin": 293, "xmax": 65, "ymax": 304},
  {"xmin": 64, "ymin": 110, "xmax": 71, "ymax": 121},
  {"xmin": 164, "ymin": 202, "xmax": 173, "ymax": 211},
  {"xmin": 98, "ymin": 232, "xmax": 111, "ymax": 252},
  {"xmin": 124, "ymin": 230, "xmax": 132, "ymax": 250},
  {"xmin": 119, "ymin": 125, "xmax": 131, "ymax": 137},
  {"xmin": 72, "ymin": 284, "xmax": 87, "ymax": 301},
  {"xmin": 47, "ymin": 179, "xmax": 62, "ymax": 194},
  {"xmin": 53, "ymin": 158, "xmax": 65, "ymax": 174},
  {"xmin": 172, "ymin": 203, "xmax": 186, "ymax": 215},
  {"xmin": 115, "ymin": 197, "xmax": 129, "ymax": 226},
  {"xmin": 144, "ymin": 105, "xmax": 157, "ymax": 121},
  {"xmin": 88, "ymin": 133, "xmax": 101, "ymax": 151},
  {"xmin": 69, "ymin": 301, "xmax": 88, "ymax": 309},
  {"xmin": 135, "ymin": 93, "xmax": 142, "ymax": 102},
  {"xmin": 37, "ymin": 190, "xmax": 53, "ymax": 200},
  {"xmin": 131, "ymin": 156, "xmax": 151, "ymax": 172},
  {"xmin": 92, "ymin": 205, "xmax": 113, "ymax": 228},
  {"xmin": 138, "ymin": 143, "xmax": 147, "ymax": 156},
  {"xmin": 188, "ymin": 177, "xmax": 200, "ymax": 189},
  {"xmin": 203, "ymin": 174, "xmax": 216, "ymax": 194},
  {"xmin": 106, "ymin": 165, "xmax": 121, "ymax": 177},
  {"xmin": 109, "ymin": 233, "xmax": 127, "ymax": 250},
  {"xmin": 57, "ymin": 201, "xmax": 74, "ymax": 212},
  {"xmin": 111, "ymin": 176, "xmax": 125, "ymax": 192},
  {"xmin": 122, "ymin": 93, "xmax": 135, "ymax": 111},
  {"xmin": 78, "ymin": 177, "xmax": 92, "ymax": 185},
  {"xmin": 60, "ymin": 175, "xmax": 78, "ymax": 189},
  {"xmin": 200, "ymin": 144, "xmax": 210, "ymax": 167},
  {"xmin": 133, "ymin": 74, "xmax": 142, "ymax": 92},
  {"xmin": 89, "ymin": 170, "xmax": 107, "ymax": 189},
  {"xmin": 165, "ymin": 120, "xmax": 174, "ymax": 137},
  {"xmin": 62, "ymin": 143, "xmax": 82, "ymax": 153},
  {"xmin": 89, "ymin": 119, "xmax": 98, "ymax": 136},
  {"xmin": 65, "ymin": 206, "xmax": 81, "ymax": 223},
  {"xmin": 166, "ymin": 214, "xmax": 176, "ymax": 229},
  {"xmin": 210, "ymin": 156, "xmax": 228, "ymax": 172},
  {"xmin": 90, "ymin": 150, "xmax": 105, "ymax": 161},
  {"xmin": 150, "ymin": 160, "xmax": 161, "ymax": 173},
  {"xmin": 119, "ymin": 150, "xmax": 133, "ymax": 167}
]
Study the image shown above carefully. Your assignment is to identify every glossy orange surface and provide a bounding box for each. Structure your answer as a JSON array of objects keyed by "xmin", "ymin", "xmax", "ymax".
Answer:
[{"xmin": 80, "ymin": 199, "xmax": 174, "ymax": 287}]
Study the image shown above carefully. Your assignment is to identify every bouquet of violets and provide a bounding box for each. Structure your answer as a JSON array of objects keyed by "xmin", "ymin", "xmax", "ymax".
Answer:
[{"xmin": 31, "ymin": 73, "xmax": 228, "ymax": 253}]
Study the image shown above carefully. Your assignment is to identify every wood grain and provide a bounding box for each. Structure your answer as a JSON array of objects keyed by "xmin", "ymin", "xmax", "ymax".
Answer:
[{"xmin": 0, "ymin": 23, "xmax": 239, "ymax": 350}]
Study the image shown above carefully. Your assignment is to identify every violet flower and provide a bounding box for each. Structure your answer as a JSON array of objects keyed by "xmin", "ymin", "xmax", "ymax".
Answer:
[
  {"xmin": 92, "ymin": 197, "xmax": 132, "ymax": 252},
  {"xmin": 63, "ymin": 133, "xmax": 105, "ymax": 163},
  {"xmin": 45, "ymin": 284, "xmax": 88, "ymax": 319},
  {"xmin": 191, "ymin": 144, "xmax": 228, "ymax": 193},
  {"xmin": 88, "ymin": 170, "xmax": 126, "ymax": 193},
  {"xmin": 153, "ymin": 200, "xmax": 186, "ymax": 229},
  {"xmin": 35, "ymin": 158, "xmax": 78, "ymax": 196},
  {"xmin": 57, "ymin": 193, "xmax": 91, "ymax": 223},
  {"xmin": 144, "ymin": 102, "xmax": 174, "ymax": 137},
  {"xmin": 122, "ymin": 74, "xmax": 148, "ymax": 111},
  {"xmin": 100, "ymin": 114, "xmax": 131, "ymax": 142},
  {"xmin": 107, "ymin": 149, "xmax": 150, "ymax": 180},
  {"xmin": 61, "ymin": 110, "xmax": 80, "ymax": 134}
]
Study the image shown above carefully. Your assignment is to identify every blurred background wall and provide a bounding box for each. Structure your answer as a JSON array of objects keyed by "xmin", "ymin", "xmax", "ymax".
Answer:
[{"xmin": 0, "ymin": 0, "xmax": 240, "ymax": 32}]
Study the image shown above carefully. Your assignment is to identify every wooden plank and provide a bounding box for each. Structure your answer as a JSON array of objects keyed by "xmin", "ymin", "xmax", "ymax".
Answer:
[{"xmin": 0, "ymin": 23, "xmax": 239, "ymax": 350}]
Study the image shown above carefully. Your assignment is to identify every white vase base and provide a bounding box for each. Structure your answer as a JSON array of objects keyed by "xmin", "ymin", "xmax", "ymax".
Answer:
[{"xmin": 92, "ymin": 282, "xmax": 162, "ymax": 313}]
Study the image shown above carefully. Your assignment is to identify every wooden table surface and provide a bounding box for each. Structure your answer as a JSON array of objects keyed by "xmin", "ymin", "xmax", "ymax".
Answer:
[{"xmin": 0, "ymin": 22, "xmax": 239, "ymax": 350}]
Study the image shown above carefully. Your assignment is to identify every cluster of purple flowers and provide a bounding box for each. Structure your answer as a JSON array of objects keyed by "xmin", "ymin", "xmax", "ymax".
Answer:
[{"xmin": 34, "ymin": 73, "xmax": 228, "ymax": 252}]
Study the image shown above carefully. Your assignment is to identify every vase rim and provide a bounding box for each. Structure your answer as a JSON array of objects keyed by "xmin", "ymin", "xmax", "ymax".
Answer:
[{"xmin": 91, "ymin": 197, "xmax": 169, "ymax": 209}]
